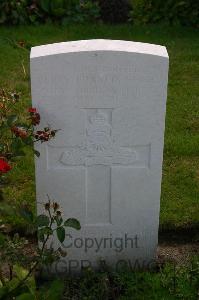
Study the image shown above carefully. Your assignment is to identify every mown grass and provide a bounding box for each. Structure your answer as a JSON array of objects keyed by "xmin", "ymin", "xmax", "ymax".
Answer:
[{"xmin": 0, "ymin": 24, "xmax": 198, "ymax": 231}]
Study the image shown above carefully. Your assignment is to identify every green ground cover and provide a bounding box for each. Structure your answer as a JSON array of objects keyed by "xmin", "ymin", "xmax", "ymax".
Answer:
[{"xmin": 0, "ymin": 24, "xmax": 198, "ymax": 231}]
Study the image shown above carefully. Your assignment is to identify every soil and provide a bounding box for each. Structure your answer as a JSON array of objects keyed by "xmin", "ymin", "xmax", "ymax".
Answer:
[
  {"xmin": 157, "ymin": 242, "xmax": 199, "ymax": 266},
  {"xmin": 157, "ymin": 228, "xmax": 199, "ymax": 265}
]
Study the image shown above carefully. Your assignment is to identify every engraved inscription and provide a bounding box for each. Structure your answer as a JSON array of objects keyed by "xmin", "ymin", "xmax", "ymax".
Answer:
[
  {"xmin": 59, "ymin": 110, "xmax": 137, "ymax": 166},
  {"xmin": 46, "ymin": 109, "xmax": 151, "ymax": 225}
]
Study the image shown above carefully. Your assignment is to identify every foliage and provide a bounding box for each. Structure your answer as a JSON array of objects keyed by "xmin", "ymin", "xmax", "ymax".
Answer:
[
  {"xmin": 63, "ymin": 1, "xmax": 100, "ymax": 24},
  {"xmin": 97, "ymin": 0, "xmax": 132, "ymax": 23},
  {"xmin": 0, "ymin": 89, "xmax": 57, "ymax": 189},
  {"xmin": 0, "ymin": 0, "xmax": 197, "ymax": 26},
  {"xmin": 0, "ymin": 0, "xmax": 100, "ymax": 25},
  {"xmin": 130, "ymin": 0, "xmax": 199, "ymax": 27},
  {"xmin": 0, "ymin": 197, "xmax": 80, "ymax": 299},
  {"xmin": 39, "ymin": 0, "xmax": 78, "ymax": 19},
  {"xmin": 63, "ymin": 258, "xmax": 199, "ymax": 299},
  {"xmin": 0, "ymin": 273, "xmax": 64, "ymax": 300},
  {"xmin": 0, "ymin": 0, "xmax": 41, "ymax": 25}
]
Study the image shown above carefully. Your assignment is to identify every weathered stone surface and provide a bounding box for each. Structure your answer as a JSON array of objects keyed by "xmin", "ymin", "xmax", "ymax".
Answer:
[{"xmin": 30, "ymin": 39, "xmax": 169, "ymax": 274}]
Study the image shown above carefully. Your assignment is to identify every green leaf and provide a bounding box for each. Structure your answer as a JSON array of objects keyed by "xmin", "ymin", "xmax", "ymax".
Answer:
[
  {"xmin": 38, "ymin": 230, "xmax": 44, "ymax": 242},
  {"xmin": 14, "ymin": 265, "xmax": 36, "ymax": 295},
  {"xmin": 0, "ymin": 286, "xmax": 9, "ymax": 298},
  {"xmin": 23, "ymin": 136, "xmax": 33, "ymax": 146},
  {"xmin": 42, "ymin": 226, "xmax": 53, "ymax": 236},
  {"xmin": 64, "ymin": 218, "xmax": 81, "ymax": 230},
  {"xmin": 16, "ymin": 293, "xmax": 35, "ymax": 300},
  {"xmin": 37, "ymin": 214, "xmax": 49, "ymax": 227},
  {"xmin": 54, "ymin": 216, "xmax": 63, "ymax": 226},
  {"xmin": 56, "ymin": 226, "xmax": 65, "ymax": 243},
  {"xmin": 40, "ymin": 0, "xmax": 51, "ymax": 13},
  {"xmin": 13, "ymin": 265, "xmax": 29, "ymax": 281},
  {"xmin": 11, "ymin": 138, "xmax": 25, "ymax": 157},
  {"xmin": 44, "ymin": 279, "xmax": 65, "ymax": 300},
  {"xmin": 6, "ymin": 277, "xmax": 20, "ymax": 291},
  {"xmin": 38, "ymin": 226, "xmax": 52, "ymax": 243},
  {"xmin": 7, "ymin": 114, "xmax": 18, "ymax": 126},
  {"xmin": 33, "ymin": 149, "xmax": 40, "ymax": 157}
]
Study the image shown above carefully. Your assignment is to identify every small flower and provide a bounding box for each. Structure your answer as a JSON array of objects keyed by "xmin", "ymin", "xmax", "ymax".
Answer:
[
  {"xmin": 34, "ymin": 128, "xmax": 57, "ymax": 142},
  {"xmin": 53, "ymin": 202, "xmax": 59, "ymax": 211},
  {"xmin": 11, "ymin": 126, "xmax": 28, "ymax": 138},
  {"xmin": 56, "ymin": 211, "xmax": 62, "ymax": 216},
  {"xmin": 28, "ymin": 108, "xmax": 40, "ymax": 125},
  {"xmin": 44, "ymin": 202, "xmax": 50, "ymax": 210},
  {"xmin": 18, "ymin": 40, "xmax": 25, "ymax": 48},
  {"xmin": 31, "ymin": 112, "xmax": 40, "ymax": 125},
  {"xmin": 10, "ymin": 92, "xmax": 20, "ymax": 102},
  {"xmin": 34, "ymin": 130, "xmax": 49, "ymax": 142},
  {"xmin": 28, "ymin": 107, "xmax": 37, "ymax": 113},
  {"xmin": 0, "ymin": 159, "xmax": 11, "ymax": 173}
]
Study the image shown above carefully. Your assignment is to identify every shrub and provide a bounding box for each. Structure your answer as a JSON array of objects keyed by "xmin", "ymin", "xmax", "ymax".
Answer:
[
  {"xmin": 0, "ymin": 199, "xmax": 80, "ymax": 299},
  {"xmin": 97, "ymin": 0, "xmax": 132, "ymax": 23},
  {"xmin": 39, "ymin": 0, "xmax": 78, "ymax": 19},
  {"xmin": 131, "ymin": 0, "xmax": 199, "ymax": 27},
  {"xmin": 0, "ymin": 0, "xmax": 41, "ymax": 25},
  {"xmin": 0, "ymin": 0, "xmax": 100, "ymax": 25},
  {"xmin": 61, "ymin": 1, "xmax": 100, "ymax": 24}
]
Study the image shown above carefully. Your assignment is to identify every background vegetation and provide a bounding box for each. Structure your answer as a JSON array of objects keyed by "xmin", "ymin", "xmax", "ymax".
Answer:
[{"xmin": 0, "ymin": 0, "xmax": 198, "ymax": 27}]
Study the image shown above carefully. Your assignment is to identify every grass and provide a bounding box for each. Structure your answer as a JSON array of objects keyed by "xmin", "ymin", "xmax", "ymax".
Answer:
[
  {"xmin": 60, "ymin": 260, "xmax": 199, "ymax": 299},
  {"xmin": 0, "ymin": 23, "xmax": 198, "ymax": 231}
]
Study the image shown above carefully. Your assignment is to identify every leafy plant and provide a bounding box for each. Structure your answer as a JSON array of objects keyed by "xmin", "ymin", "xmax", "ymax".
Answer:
[
  {"xmin": 39, "ymin": 0, "xmax": 100, "ymax": 24},
  {"xmin": 62, "ymin": 0, "xmax": 100, "ymax": 24},
  {"xmin": 0, "ymin": 89, "xmax": 57, "ymax": 188},
  {"xmin": 0, "ymin": 0, "xmax": 41, "ymax": 25},
  {"xmin": 0, "ymin": 0, "xmax": 100, "ymax": 25},
  {"xmin": 0, "ymin": 196, "xmax": 81, "ymax": 299},
  {"xmin": 40, "ymin": 0, "xmax": 69, "ymax": 18},
  {"xmin": 130, "ymin": 0, "xmax": 199, "ymax": 27}
]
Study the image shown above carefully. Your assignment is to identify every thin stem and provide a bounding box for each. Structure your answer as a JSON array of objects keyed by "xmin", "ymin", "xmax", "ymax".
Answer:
[
  {"xmin": 7, "ymin": 199, "xmax": 55, "ymax": 297},
  {"xmin": 0, "ymin": 268, "xmax": 5, "ymax": 286}
]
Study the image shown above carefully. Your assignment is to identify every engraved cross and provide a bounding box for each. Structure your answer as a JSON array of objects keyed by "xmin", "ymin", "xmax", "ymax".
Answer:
[{"xmin": 57, "ymin": 109, "xmax": 150, "ymax": 225}]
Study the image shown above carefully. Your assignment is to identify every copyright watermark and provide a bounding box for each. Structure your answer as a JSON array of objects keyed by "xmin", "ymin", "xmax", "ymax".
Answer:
[
  {"xmin": 62, "ymin": 233, "xmax": 139, "ymax": 253},
  {"xmin": 44, "ymin": 258, "xmax": 156, "ymax": 275}
]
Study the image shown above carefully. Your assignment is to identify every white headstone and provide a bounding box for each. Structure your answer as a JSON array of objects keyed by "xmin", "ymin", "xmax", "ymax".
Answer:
[{"xmin": 30, "ymin": 39, "xmax": 169, "ymax": 274}]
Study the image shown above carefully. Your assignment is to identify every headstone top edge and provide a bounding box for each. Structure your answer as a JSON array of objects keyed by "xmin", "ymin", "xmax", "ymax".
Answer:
[{"xmin": 30, "ymin": 39, "xmax": 168, "ymax": 59}]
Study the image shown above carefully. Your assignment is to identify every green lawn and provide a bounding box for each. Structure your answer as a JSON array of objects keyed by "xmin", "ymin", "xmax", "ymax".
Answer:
[{"xmin": 0, "ymin": 24, "xmax": 198, "ymax": 231}]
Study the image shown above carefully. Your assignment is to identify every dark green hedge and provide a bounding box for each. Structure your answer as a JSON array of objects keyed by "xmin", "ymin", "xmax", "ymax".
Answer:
[
  {"xmin": 0, "ymin": 0, "xmax": 100, "ymax": 25},
  {"xmin": 131, "ymin": 0, "xmax": 199, "ymax": 27},
  {"xmin": 0, "ymin": 0, "xmax": 198, "ymax": 26}
]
